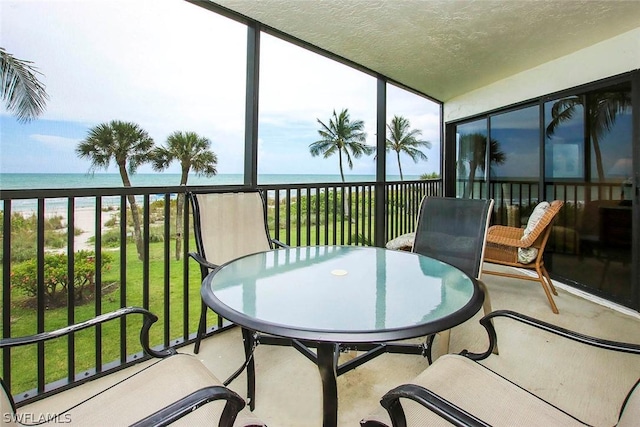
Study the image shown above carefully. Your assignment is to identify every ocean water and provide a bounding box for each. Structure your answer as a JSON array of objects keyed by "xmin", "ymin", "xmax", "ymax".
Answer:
[
  {"xmin": 0, "ymin": 173, "xmax": 417, "ymax": 190},
  {"xmin": 0, "ymin": 173, "xmax": 416, "ymax": 212}
]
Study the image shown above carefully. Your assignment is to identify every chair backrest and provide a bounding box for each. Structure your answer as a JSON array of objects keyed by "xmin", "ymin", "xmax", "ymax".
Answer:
[
  {"xmin": 412, "ymin": 196, "xmax": 494, "ymax": 279},
  {"xmin": 189, "ymin": 191, "xmax": 273, "ymax": 268},
  {"xmin": 521, "ymin": 200, "xmax": 564, "ymax": 250}
]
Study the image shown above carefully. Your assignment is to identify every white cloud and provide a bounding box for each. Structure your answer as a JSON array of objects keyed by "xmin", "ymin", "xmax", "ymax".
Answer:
[{"xmin": 30, "ymin": 134, "xmax": 79, "ymax": 148}]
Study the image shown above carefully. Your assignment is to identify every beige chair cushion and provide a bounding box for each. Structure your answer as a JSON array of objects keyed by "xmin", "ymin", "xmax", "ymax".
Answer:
[
  {"xmin": 617, "ymin": 380, "xmax": 640, "ymax": 427},
  {"xmin": 518, "ymin": 201, "xmax": 549, "ymax": 263},
  {"xmin": 393, "ymin": 354, "xmax": 586, "ymax": 426},
  {"xmin": 1, "ymin": 381, "xmax": 18, "ymax": 426},
  {"xmin": 16, "ymin": 354, "xmax": 262, "ymax": 426},
  {"xmin": 197, "ymin": 192, "xmax": 272, "ymax": 266}
]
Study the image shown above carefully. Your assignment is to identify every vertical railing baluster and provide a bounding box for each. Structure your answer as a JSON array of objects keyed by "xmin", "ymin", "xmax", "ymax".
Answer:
[
  {"xmin": 142, "ymin": 195, "xmax": 150, "ymax": 311},
  {"xmin": 305, "ymin": 188, "xmax": 312, "ymax": 246},
  {"xmin": 353, "ymin": 187, "xmax": 359, "ymax": 245},
  {"xmin": 36, "ymin": 199, "xmax": 45, "ymax": 393},
  {"xmin": 274, "ymin": 189, "xmax": 281, "ymax": 243},
  {"xmin": 119, "ymin": 195, "xmax": 127, "ymax": 360},
  {"xmin": 94, "ymin": 197, "xmax": 103, "ymax": 373},
  {"xmin": 296, "ymin": 188, "xmax": 301, "ymax": 246},
  {"xmin": 285, "ymin": 190, "xmax": 291, "ymax": 246},
  {"xmin": 67, "ymin": 198, "xmax": 76, "ymax": 381},
  {"xmin": 2, "ymin": 200, "xmax": 12, "ymax": 391},
  {"xmin": 163, "ymin": 193, "xmax": 171, "ymax": 347}
]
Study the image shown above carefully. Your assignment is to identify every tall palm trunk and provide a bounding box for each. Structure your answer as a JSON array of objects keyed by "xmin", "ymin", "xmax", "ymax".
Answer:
[
  {"xmin": 338, "ymin": 149, "xmax": 350, "ymax": 218},
  {"xmin": 119, "ymin": 164, "xmax": 144, "ymax": 260},
  {"xmin": 175, "ymin": 169, "xmax": 189, "ymax": 260},
  {"xmin": 396, "ymin": 152, "xmax": 404, "ymax": 181}
]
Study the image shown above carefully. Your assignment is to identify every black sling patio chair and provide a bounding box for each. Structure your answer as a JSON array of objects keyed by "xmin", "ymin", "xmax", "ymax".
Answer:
[
  {"xmin": 410, "ymin": 196, "xmax": 495, "ymax": 361},
  {"xmin": 0, "ymin": 307, "xmax": 265, "ymax": 426},
  {"xmin": 188, "ymin": 190, "xmax": 287, "ymax": 354}
]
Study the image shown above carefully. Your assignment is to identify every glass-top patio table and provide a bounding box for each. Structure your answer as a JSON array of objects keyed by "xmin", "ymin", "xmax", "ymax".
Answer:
[{"xmin": 201, "ymin": 245, "xmax": 484, "ymax": 427}]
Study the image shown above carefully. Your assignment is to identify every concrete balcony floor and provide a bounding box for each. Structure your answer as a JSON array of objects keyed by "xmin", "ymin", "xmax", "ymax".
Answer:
[{"xmin": 22, "ymin": 264, "xmax": 640, "ymax": 426}]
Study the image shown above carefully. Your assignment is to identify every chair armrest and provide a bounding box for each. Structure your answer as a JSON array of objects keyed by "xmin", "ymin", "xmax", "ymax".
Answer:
[
  {"xmin": 380, "ymin": 384, "xmax": 490, "ymax": 427},
  {"xmin": 461, "ymin": 310, "xmax": 640, "ymax": 361},
  {"xmin": 486, "ymin": 225, "xmax": 529, "ymax": 248},
  {"xmin": 130, "ymin": 385, "xmax": 246, "ymax": 427},
  {"xmin": 0, "ymin": 307, "xmax": 174, "ymax": 359},
  {"xmin": 271, "ymin": 238, "xmax": 289, "ymax": 248},
  {"xmin": 188, "ymin": 252, "xmax": 219, "ymax": 271}
]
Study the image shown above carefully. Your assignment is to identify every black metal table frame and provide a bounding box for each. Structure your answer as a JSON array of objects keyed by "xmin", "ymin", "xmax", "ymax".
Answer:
[{"xmin": 201, "ymin": 249, "xmax": 484, "ymax": 427}]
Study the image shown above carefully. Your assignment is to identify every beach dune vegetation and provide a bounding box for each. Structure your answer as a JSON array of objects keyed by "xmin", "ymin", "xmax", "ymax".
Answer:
[
  {"xmin": 0, "ymin": 211, "xmax": 81, "ymax": 263},
  {"xmin": 11, "ymin": 250, "xmax": 114, "ymax": 308}
]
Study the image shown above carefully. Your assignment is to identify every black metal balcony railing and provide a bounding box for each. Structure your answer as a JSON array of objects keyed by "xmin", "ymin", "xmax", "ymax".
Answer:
[
  {"xmin": 0, "ymin": 179, "xmax": 440, "ymax": 405},
  {"xmin": 0, "ymin": 178, "xmax": 628, "ymax": 405}
]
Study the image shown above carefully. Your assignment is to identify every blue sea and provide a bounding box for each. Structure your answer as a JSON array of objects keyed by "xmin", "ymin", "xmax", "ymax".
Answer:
[{"xmin": 0, "ymin": 173, "xmax": 416, "ymax": 212}]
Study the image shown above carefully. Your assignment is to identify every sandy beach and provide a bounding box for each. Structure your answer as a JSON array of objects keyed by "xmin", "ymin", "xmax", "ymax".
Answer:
[{"xmin": 26, "ymin": 206, "xmax": 120, "ymax": 252}]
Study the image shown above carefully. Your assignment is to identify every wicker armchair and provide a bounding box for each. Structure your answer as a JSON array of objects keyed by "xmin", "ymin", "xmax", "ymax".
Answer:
[{"xmin": 482, "ymin": 200, "xmax": 564, "ymax": 314}]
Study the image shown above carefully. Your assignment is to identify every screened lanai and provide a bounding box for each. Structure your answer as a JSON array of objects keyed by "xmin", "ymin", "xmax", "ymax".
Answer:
[{"xmin": 193, "ymin": 0, "xmax": 640, "ymax": 310}]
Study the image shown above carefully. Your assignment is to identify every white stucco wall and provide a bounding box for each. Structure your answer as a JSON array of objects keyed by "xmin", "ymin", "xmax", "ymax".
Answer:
[{"xmin": 444, "ymin": 27, "xmax": 640, "ymax": 123}]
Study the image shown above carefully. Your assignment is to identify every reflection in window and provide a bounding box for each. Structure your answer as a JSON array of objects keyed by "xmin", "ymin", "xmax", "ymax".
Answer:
[
  {"xmin": 490, "ymin": 106, "xmax": 539, "ymax": 180},
  {"xmin": 586, "ymin": 86, "xmax": 632, "ymax": 186},
  {"xmin": 544, "ymin": 97, "xmax": 585, "ymax": 179},
  {"xmin": 455, "ymin": 119, "xmax": 489, "ymax": 198},
  {"xmin": 386, "ymin": 84, "xmax": 441, "ymax": 181}
]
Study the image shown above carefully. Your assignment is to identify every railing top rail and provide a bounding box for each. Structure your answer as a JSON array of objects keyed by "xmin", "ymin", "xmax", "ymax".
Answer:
[{"xmin": 1, "ymin": 179, "xmax": 437, "ymax": 200}]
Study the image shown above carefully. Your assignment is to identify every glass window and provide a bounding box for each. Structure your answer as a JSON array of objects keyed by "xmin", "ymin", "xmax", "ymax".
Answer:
[
  {"xmin": 587, "ymin": 85, "xmax": 632, "ymax": 187},
  {"xmin": 489, "ymin": 106, "xmax": 539, "ymax": 181},
  {"xmin": 385, "ymin": 84, "xmax": 441, "ymax": 181},
  {"xmin": 455, "ymin": 119, "xmax": 488, "ymax": 198},
  {"xmin": 544, "ymin": 97, "xmax": 585, "ymax": 180}
]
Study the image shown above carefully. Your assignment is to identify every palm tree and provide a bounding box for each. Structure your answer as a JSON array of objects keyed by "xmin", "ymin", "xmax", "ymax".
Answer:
[
  {"xmin": 0, "ymin": 47, "xmax": 49, "ymax": 122},
  {"xmin": 310, "ymin": 108, "xmax": 374, "ymax": 182},
  {"xmin": 151, "ymin": 131, "xmax": 218, "ymax": 260},
  {"xmin": 386, "ymin": 115, "xmax": 431, "ymax": 180},
  {"xmin": 76, "ymin": 121, "xmax": 154, "ymax": 260},
  {"xmin": 545, "ymin": 91, "xmax": 632, "ymax": 183},
  {"xmin": 457, "ymin": 133, "xmax": 505, "ymax": 198}
]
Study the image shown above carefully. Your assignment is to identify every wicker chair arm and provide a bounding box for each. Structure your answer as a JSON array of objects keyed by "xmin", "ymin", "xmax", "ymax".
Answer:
[
  {"xmin": 380, "ymin": 384, "xmax": 490, "ymax": 427},
  {"xmin": 130, "ymin": 385, "xmax": 247, "ymax": 427},
  {"xmin": 0, "ymin": 307, "xmax": 173, "ymax": 359},
  {"xmin": 486, "ymin": 225, "xmax": 528, "ymax": 248}
]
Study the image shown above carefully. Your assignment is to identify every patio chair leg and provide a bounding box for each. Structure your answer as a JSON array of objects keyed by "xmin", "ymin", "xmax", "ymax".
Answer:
[
  {"xmin": 536, "ymin": 266, "xmax": 559, "ymax": 314},
  {"xmin": 541, "ymin": 265, "xmax": 558, "ymax": 295},
  {"xmin": 241, "ymin": 328, "xmax": 256, "ymax": 411},
  {"xmin": 194, "ymin": 300, "xmax": 207, "ymax": 354}
]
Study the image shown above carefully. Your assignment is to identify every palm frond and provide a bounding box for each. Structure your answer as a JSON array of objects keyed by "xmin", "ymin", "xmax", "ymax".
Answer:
[{"xmin": 0, "ymin": 48, "xmax": 49, "ymax": 123}]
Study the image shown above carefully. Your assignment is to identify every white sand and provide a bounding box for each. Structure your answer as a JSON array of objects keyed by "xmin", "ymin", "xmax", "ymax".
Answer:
[
  {"xmin": 31, "ymin": 206, "xmax": 119, "ymax": 252},
  {"xmin": 72, "ymin": 207, "xmax": 119, "ymax": 251}
]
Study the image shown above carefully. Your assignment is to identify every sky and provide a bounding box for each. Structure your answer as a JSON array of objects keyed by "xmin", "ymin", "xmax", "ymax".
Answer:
[{"xmin": 0, "ymin": 0, "xmax": 441, "ymax": 177}]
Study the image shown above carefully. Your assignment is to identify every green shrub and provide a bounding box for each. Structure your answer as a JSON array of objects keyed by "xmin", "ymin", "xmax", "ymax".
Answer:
[{"xmin": 11, "ymin": 250, "xmax": 114, "ymax": 307}]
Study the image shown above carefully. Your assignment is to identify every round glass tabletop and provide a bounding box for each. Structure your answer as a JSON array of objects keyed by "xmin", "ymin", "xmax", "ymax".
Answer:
[{"xmin": 201, "ymin": 246, "xmax": 483, "ymax": 343}]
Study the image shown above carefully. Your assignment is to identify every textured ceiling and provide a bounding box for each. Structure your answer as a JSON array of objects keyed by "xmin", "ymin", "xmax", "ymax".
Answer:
[{"xmin": 209, "ymin": 0, "xmax": 640, "ymax": 102}]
